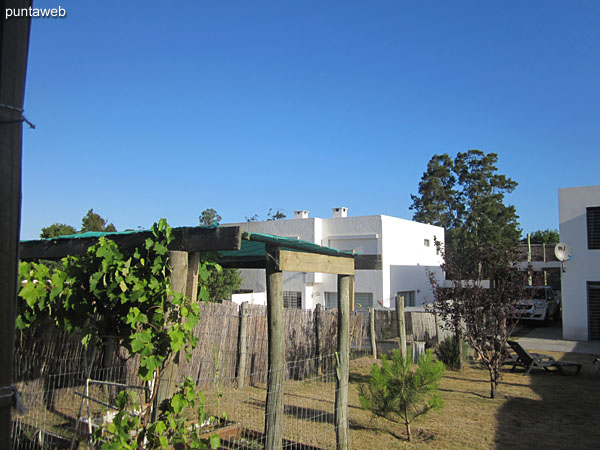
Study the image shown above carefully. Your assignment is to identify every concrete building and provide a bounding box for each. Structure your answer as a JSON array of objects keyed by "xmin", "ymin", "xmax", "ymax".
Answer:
[
  {"xmin": 225, "ymin": 208, "xmax": 445, "ymax": 311},
  {"xmin": 558, "ymin": 185, "xmax": 600, "ymax": 340}
]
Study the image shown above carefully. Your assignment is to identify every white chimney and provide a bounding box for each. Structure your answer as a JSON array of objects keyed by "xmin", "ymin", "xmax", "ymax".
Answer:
[
  {"xmin": 332, "ymin": 207, "xmax": 348, "ymax": 218},
  {"xmin": 294, "ymin": 210, "xmax": 309, "ymax": 219}
]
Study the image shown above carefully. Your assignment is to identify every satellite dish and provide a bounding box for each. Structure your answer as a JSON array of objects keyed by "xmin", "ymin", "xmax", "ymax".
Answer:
[{"xmin": 554, "ymin": 242, "xmax": 572, "ymax": 262}]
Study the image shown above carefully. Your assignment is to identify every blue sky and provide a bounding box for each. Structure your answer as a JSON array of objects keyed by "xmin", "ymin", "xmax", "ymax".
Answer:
[{"xmin": 20, "ymin": 1, "xmax": 600, "ymax": 239}]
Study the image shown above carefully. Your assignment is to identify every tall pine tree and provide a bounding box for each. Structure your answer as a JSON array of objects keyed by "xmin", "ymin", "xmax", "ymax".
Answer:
[{"xmin": 410, "ymin": 150, "xmax": 520, "ymax": 276}]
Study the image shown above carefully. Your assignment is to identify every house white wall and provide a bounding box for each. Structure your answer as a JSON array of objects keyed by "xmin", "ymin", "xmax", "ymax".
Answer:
[
  {"xmin": 559, "ymin": 185, "xmax": 600, "ymax": 341},
  {"xmin": 225, "ymin": 211, "xmax": 445, "ymax": 311}
]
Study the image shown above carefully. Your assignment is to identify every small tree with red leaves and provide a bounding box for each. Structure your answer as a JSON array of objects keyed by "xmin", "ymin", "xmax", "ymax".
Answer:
[{"xmin": 429, "ymin": 242, "xmax": 527, "ymax": 398}]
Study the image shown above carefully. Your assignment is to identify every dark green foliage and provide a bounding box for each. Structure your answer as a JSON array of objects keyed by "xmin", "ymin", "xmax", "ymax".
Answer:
[
  {"xmin": 40, "ymin": 223, "xmax": 77, "ymax": 238},
  {"xmin": 246, "ymin": 208, "xmax": 286, "ymax": 222},
  {"xmin": 411, "ymin": 150, "xmax": 521, "ymax": 277},
  {"xmin": 199, "ymin": 208, "xmax": 222, "ymax": 226},
  {"xmin": 81, "ymin": 208, "xmax": 117, "ymax": 232},
  {"xmin": 203, "ymin": 265, "xmax": 242, "ymax": 302},
  {"xmin": 524, "ymin": 229, "xmax": 560, "ymax": 244},
  {"xmin": 359, "ymin": 349, "xmax": 444, "ymax": 442},
  {"xmin": 435, "ymin": 336, "xmax": 468, "ymax": 370}
]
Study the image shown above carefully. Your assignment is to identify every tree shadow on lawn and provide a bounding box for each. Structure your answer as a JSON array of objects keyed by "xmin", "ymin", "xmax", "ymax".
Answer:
[
  {"xmin": 444, "ymin": 374, "xmax": 530, "ymax": 389},
  {"xmin": 494, "ymin": 352, "xmax": 600, "ymax": 450},
  {"xmin": 243, "ymin": 398, "xmax": 335, "ymax": 424}
]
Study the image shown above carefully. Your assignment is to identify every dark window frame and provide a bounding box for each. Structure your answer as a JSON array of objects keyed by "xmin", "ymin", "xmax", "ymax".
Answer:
[
  {"xmin": 587, "ymin": 206, "xmax": 600, "ymax": 250},
  {"xmin": 283, "ymin": 291, "xmax": 302, "ymax": 309},
  {"xmin": 587, "ymin": 282, "xmax": 600, "ymax": 340}
]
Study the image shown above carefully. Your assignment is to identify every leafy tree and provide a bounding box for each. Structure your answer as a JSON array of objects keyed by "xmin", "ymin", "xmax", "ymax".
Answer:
[
  {"xmin": 410, "ymin": 150, "xmax": 520, "ymax": 277},
  {"xmin": 429, "ymin": 242, "xmax": 527, "ymax": 398},
  {"xmin": 18, "ymin": 220, "xmax": 221, "ymax": 448},
  {"xmin": 203, "ymin": 264, "xmax": 242, "ymax": 302},
  {"xmin": 245, "ymin": 208, "xmax": 286, "ymax": 222},
  {"xmin": 81, "ymin": 208, "xmax": 117, "ymax": 233},
  {"xmin": 266, "ymin": 208, "xmax": 286, "ymax": 221},
  {"xmin": 359, "ymin": 349, "xmax": 444, "ymax": 442},
  {"xmin": 199, "ymin": 208, "xmax": 222, "ymax": 226},
  {"xmin": 524, "ymin": 229, "xmax": 560, "ymax": 244},
  {"xmin": 40, "ymin": 223, "xmax": 77, "ymax": 238}
]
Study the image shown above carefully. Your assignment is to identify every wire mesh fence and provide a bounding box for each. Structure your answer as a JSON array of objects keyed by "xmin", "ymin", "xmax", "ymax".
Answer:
[
  {"xmin": 11, "ymin": 303, "xmax": 371, "ymax": 449},
  {"xmin": 11, "ymin": 303, "xmax": 436, "ymax": 449}
]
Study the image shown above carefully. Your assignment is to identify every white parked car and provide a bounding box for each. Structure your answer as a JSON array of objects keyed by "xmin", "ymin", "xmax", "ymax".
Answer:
[{"xmin": 513, "ymin": 286, "xmax": 560, "ymax": 321}]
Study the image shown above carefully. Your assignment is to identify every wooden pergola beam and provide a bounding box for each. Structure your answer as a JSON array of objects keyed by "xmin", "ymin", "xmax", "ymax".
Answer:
[
  {"xmin": 19, "ymin": 226, "xmax": 243, "ymax": 260},
  {"xmin": 277, "ymin": 250, "xmax": 354, "ymax": 275}
]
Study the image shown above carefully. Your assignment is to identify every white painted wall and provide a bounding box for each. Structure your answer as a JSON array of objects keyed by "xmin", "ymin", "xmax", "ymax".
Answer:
[
  {"xmin": 231, "ymin": 292, "xmax": 266, "ymax": 306},
  {"xmin": 559, "ymin": 185, "xmax": 600, "ymax": 340},
  {"xmin": 223, "ymin": 212, "xmax": 445, "ymax": 310},
  {"xmin": 381, "ymin": 216, "xmax": 445, "ymax": 306}
]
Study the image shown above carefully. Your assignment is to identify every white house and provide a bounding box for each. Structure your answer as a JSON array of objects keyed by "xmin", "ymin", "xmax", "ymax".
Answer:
[
  {"xmin": 225, "ymin": 208, "xmax": 445, "ymax": 311},
  {"xmin": 558, "ymin": 185, "xmax": 600, "ymax": 340}
]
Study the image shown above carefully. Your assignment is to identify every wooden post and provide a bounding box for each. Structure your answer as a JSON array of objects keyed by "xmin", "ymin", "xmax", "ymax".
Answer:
[
  {"xmin": 154, "ymin": 251, "xmax": 188, "ymax": 413},
  {"xmin": 186, "ymin": 252, "xmax": 200, "ymax": 301},
  {"xmin": 335, "ymin": 274, "xmax": 351, "ymax": 450},
  {"xmin": 434, "ymin": 312, "xmax": 441, "ymax": 347},
  {"xmin": 314, "ymin": 303, "xmax": 322, "ymax": 375},
  {"xmin": 237, "ymin": 302, "xmax": 249, "ymax": 389},
  {"xmin": 0, "ymin": 4, "xmax": 32, "ymax": 447},
  {"xmin": 264, "ymin": 245, "xmax": 284, "ymax": 450},
  {"xmin": 369, "ymin": 307, "xmax": 377, "ymax": 359},
  {"xmin": 395, "ymin": 294, "xmax": 407, "ymax": 358}
]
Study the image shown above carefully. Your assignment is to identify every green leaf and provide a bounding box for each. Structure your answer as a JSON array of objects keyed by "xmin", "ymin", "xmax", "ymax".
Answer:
[
  {"xmin": 15, "ymin": 315, "xmax": 27, "ymax": 330},
  {"xmin": 210, "ymin": 434, "xmax": 221, "ymax": 449},
  {"xmin": 130, "ymin": 329, "xmax": 151, "ymax": 353},
  {"xmin": 171, "ymin": 393, "xmax": 185, "ymax": 414},
  {"xmin": 159, "ymin": 435, "xmax": 168, "ymax": 449}
]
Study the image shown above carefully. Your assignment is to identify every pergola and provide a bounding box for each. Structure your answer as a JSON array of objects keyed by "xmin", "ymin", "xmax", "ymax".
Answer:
[{"xmin": 19, "ymin": 225, "xmax": 378, "ymax": 450}]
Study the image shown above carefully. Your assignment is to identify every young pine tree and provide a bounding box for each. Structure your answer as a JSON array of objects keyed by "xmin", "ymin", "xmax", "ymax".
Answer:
[{"xmin": 358, "ymin": 349, "xmax": 445, "ymax": 442}]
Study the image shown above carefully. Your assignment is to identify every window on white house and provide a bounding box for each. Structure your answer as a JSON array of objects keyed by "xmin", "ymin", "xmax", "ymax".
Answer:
[
  {"xmin": 424, "ymin": 239, "xmax": 430, "ymax": 247},
  {"xmin": 397, "ymin": 290, "xmax": 416, "ymax": 307},
  {"xmin": 283, "ymin": 291, "xmax": 302, "ymax": 309},
  {"xmin": 354, "ymin": 293, "xmax": 374, "ymax": 312},
  {"xmin": 588, "ymin": 282, "xmax": 600, "ymax": 340},
  {"xmin": 324, "ymin": 292, "xmax": 373, "ymax": 311},
  {"xmin": 325, "ymin": 292, "xmax": 337, "ymax": 309},
  {"xmin": 587, "ymin": 207, "xmax": 600, "ymax": 250}
]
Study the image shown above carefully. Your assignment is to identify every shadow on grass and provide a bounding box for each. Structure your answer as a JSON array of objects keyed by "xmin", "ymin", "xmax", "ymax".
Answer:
[
  {"xmin": 438, "ymin": 387, "xmax": 489, "ymax": 399},
  {"xmin": 349, "ymin": 371, "xmax": 370, "ymax": 384},
  {"xmin": 494, "ymin": 347, "xmax": 600, "ymax": 450},
  {"xmin": 243, "ymin": 398, "xmax": 335, "ymax": 424}
]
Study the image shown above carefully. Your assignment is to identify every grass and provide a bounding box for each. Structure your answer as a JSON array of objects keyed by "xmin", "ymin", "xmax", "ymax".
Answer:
[
  {"xmin": 13, "ymin": 350, "xmax": 600, "ymax": 449},
  {"xmin": 346, "ymin": 351, "xmax": 600, "ymax": 449}
]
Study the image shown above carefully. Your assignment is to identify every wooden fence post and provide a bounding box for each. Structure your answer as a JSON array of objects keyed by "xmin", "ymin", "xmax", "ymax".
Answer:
[
  {"xmin": 369, "ymin": 307, "xmax": 377, "ymax": 359},
  {"xmin": 314, "ymin": 303, "xmax": 322, "ymax": 375},
  {"xmin": 336, "ymin": 274, "xmax": 352, "ymax": 450},
  {"xmin": 237, "ymin": 302, "xmax": 249, "ymax": 389},
  {"xmin": 434, "ymin": 312, "xmax": 441, "ymax": 347},
  {"xmin": 154, "ymin": 251, "xmax": 188, "ymax": 414},
  {"xmin": 0, "ymin": 3, "xmax": 32, "ymax": 447},
  {"xmin": 186, "ymin": 252, "xmax": 200, "ymax": 301},
  {"xmin": 264, "ymin": 245, "xmax": 284, "ymax": 450},
  {"xmin": 395, "ymin": 294, "xmax": 407, "ymax": 358}
]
